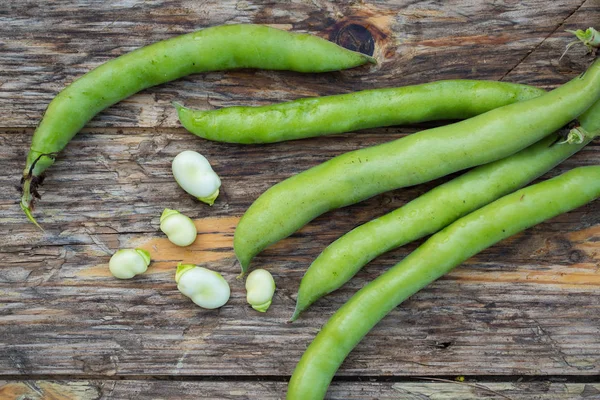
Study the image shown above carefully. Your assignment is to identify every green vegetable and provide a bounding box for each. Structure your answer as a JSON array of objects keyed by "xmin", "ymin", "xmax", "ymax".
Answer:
[
  {"xmin": 20, "ymin": 24, "xmax": 375, "ymax": 227},
  {"xmin": 234, "ymin": 58, "xmax": 600, "ymax": 274},
  {"xmin": 571, "ymin": 27, "xmax": 600, "ymax": 51},
  {"xmin": 291, "ymin": 98, "xmax": 600, "ymax": 321},
  {"xmin": 172, "ymin": 150, "xmax": 221, "ymax": 205},
  {"xmin": 245, "ymin": 269, "xmax": 276, "ymax": 312},
  {"xmin": 287, "ymin": 165, "xmax": 600, "ymax": 400},
  {"xmin": 562, "ymin": 27, "xmax": 600, "ymax": 59},
  {"xmin": 176, "ymin": 263, "xmax": 230, "ymax": 309},
  {"xmin": 108, "ymin": 248, "xmax": 151, "ymax": 279},
  {"xmin": 160, "ymin": 208, "xmax": 197, "ymax": 247},
  {"xmin": 175, "ymin": 80, "xmax": 544, "ymax": 144}
]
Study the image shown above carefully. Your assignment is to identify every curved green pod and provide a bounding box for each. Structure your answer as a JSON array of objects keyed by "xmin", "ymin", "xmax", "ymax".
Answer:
[
  {"xmin": 234, "ymin": 58, "xmax": 600, "ymax": 273},
  {"xmin": 287, "ymin": 164, "xmax": 600, "ymax": 400},
  {"xmin": 175, "ymin": 80, "xmax": 545, "ymax": 144},
  {"xmin": 20, "ymin": 24, "xmax": 375, "ymax": 227},
  {"xmin": 291, "ymin": 99, "xmax": 600, "ymax": 320}
]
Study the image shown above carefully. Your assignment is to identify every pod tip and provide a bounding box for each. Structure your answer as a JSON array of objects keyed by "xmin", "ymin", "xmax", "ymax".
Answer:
[
  {"xmin": 366, "ymin": 55, "xmax": 377, "ymax": 65},
  {"xmin": 289, "ymin": 307, "xmax": 301, "ymax": 323}
]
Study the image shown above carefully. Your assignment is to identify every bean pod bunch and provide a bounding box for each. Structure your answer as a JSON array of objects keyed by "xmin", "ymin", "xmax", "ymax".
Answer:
[{"xmin": 20, "ymin": 22, "xmax": 600, "ymax": 400}]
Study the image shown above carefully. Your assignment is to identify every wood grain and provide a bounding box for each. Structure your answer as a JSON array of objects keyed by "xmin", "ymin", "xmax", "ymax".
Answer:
[
  {"xmin": 1, "ymin": 0, "xmax": 600, "ymax": 398},
  {"xmin": 0, "ymin": 0, "xmax": 594, "ymax": 129},
  {"xmin": 2, "ymin": 379, "xmax": 600, "ymax": 400}
]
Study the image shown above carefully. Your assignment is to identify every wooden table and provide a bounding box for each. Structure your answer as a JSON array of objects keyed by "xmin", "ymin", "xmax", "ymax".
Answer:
[{"xmin": 2, "ymin": 1, "xmax": 599, "ymax": 399}]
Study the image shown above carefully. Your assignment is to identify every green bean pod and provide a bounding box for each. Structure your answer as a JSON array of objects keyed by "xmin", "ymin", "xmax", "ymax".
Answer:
[
  {"xmin": 175, "ymin": 81, "xmax": 544, "ymax": 143},
  {"xmin": 234, "ymin": 58, "xmax": 600, "ymax": 273},
  {"xmin": 291, "ymin": 99, "xmax": 600, "ymax": 321},
  {"xmin": 287, "ymin": 165, "xmax": 600, "ymax": 400},
  {"xmin": 20, "ymin": 24, "xmax": 375, "ymax": 227}
]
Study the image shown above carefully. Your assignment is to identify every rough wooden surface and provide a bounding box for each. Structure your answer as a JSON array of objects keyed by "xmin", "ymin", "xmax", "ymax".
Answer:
[
  {"xmin": 2, "ymin": 379, "xmax": 600, "ymax": 400},
  {"xmin": 1, "ymin": 0, "xmax": 600, "ymax": 399}
]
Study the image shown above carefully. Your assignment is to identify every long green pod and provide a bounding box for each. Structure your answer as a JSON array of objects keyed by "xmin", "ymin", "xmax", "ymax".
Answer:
[
  {"xmin": 287, "ymin": 165, "xmax": 600, "ymax": 400},
  {"xmin": 175, "ymin": 81, "xmax": 545, "ymax": 144},
  {"xmin": 234, "ymin": 58, "xmax": 600, "ymax": 273},
  {"xmin": 291, "ymin": 99, "xmax": 600, "ymax": 321},
  {"xmin": 20, "ymin": 24, "xmax": 374, "ymax": 226}
]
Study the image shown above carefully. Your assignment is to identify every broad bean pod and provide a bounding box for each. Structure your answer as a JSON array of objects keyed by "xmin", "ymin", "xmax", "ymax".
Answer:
[
  {"xmin": 20, "ymin": 24, "xmax": 374, "ymax": 226},
  {"xmin": 287, "ymin": 165, "xmax": 600, "ymax": 399},
  {"xmin": 175, "ymin": 81, "xmax": 544, "ymax": 143},
  {"xmin": 291, "ymin": 98, "xmax": 600, "ymax": 320},
  {"xmin": 234, "ymin": 58, "xmax": 600, "ymax": 273}
]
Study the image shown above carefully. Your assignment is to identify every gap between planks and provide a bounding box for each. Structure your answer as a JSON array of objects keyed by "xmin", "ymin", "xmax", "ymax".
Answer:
[{"xmin": 1, "ymin": 374, "xmax": 600, "ymax": 383}]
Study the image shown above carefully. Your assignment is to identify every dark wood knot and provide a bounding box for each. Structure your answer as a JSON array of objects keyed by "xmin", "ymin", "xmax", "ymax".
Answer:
[{"xmin": 330, "ymin": 23, "xmax": 375, "ymax": 56}]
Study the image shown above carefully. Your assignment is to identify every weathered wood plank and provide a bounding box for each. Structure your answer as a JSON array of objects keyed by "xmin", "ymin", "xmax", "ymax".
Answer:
[
  {"xmin": 2, "ymin": 128, "xmax": 599, "ymax": 236},
  {"xmin": 0, "ymin": 0, "xmax": 591, "ymax": 129},
  {"xmin": 2, "ymin": 232, "xmax": 600, "ymax": 377},
  {"xmin": 1, "ymin": 94, "xmax": 599, "ymax": 375},
  {"xmin": 1, "ymin": 0, "xmax": 600, "ymax": 393},
  {"xmin": 502, "ymin": 0, "xmax": 599, "ymax": 83},
  {"xmin": 2, "ymin": 284, "xmax": 599, "ymax": 376},
  {"xmin": 2, "ymin": 379, "xmax": 600, "ymax": 400}
]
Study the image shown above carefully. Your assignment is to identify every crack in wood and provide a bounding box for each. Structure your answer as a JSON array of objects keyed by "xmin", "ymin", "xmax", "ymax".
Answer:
[
  {"xmin": 499, "ymin": 0, "xmax": 588, "ymax": 82},
  {"xmin": 531, "ymin": 322, "xmax": 594, "ymax": 371}
]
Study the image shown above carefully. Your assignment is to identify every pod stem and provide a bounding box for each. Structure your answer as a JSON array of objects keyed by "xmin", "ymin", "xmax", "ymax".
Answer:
[
  {"xmin": 560, "ymin": 27, "xmax": 600, "ymax": 60},
  {"xmin": 569, "ymin": 27, "xmax": 600, "ymax": 51},
  {"xmin": 558, "ymin": 126, "xmax": 600, "ymax": 145},
  {"xmin": 20, "ymin": 152, "xmax": 57, "ymax": 230},
  {"xmin": 20, "ymin": 189, "xmax": 44, "ymax": 231}
]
